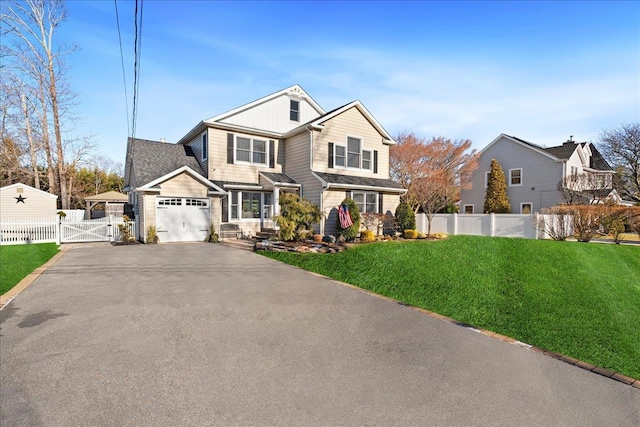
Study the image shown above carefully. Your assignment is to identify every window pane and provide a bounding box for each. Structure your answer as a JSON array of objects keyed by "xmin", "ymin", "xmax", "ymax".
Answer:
[
  {"xmin": 347, "ymin": 137, "xmax": 360, "ymax": 153},
  {"xmin": 237, "ymin": 150, "xmax": 250, "ymax": 162},
  {"xmin": 290, "ymin": 100, "xmax": 299, "ymax": 122},
  {"xmin": 353, "ymin": 193, "xmax": 364, "ymax": 203},
  {"xmin": 366, "ymin": 193, "xmax": 376, "ymax": 204},
  {"xmin": 522, "ymin": 204, "xmax": 532, "ymax": 214},
  {"xmin": 264, "ymin": 193, "xmax": 272, "ymax": 205},
  {"xmin": 231, "ymin": 206, "xmax": 238, "ymax": 219},
  {"xmin": 231, "ymin": 191, "xmax": 238, "ymax": 204},
  {"xmin": 348, "ymin": 153, "xmax": 360, "ymax": 168},
  {"xmin": 237, "ymin": 137, "xmax": 250, "ymax": 150},
  {"xmin": 335, "ymin": 145, "xmax": 346, "ymax": 167},
  {"xmin": 242, "ymin": 192, "xmax": 261, "ymax": 219},
  {"xmin": 253, "ymin": 152, "xmax": 266, "ymax": 164},
  {"xmin": 511, "ymin": 169, "xmax": 521, "ymax": 185}
]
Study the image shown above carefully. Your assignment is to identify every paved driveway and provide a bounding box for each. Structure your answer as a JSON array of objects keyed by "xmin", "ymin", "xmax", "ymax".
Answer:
[{"xmin": 1, "ymin": 243, "xmax": 638, "ymax": 426}]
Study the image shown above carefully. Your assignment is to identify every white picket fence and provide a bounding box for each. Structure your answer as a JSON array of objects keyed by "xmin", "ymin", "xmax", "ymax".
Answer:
[
  {"xmin": 417, "ymin": 213, "xmax": 538, "ymax": 239},
  {"xmin": 0, "ymin": 216, "xmax": 135, "ymax": 246}
]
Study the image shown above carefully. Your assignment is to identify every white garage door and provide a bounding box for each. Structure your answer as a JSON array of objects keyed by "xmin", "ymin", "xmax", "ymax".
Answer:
[{"xmin": 156, "ymin": 198, "xmax": 210, "ymax": 243}]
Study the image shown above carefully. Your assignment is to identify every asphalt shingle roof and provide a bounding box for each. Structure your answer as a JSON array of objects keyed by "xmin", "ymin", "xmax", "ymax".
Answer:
[
  {"xmin": 508, "ymin": 135, "xmax": 612, "ymax": 171},
  {"xmin": 313, "ymin": 172, "xmax": 405, "ymax": 191},
  {"xmin": 128, "ymin": 138, "xmax": 205, "ymax": 186},
  {"xmin": 259, "ymin": 172, "xmax": 298, "ymax": 184}
]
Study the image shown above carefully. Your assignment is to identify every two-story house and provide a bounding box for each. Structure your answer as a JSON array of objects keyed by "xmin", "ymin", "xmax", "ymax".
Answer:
[
  {"xmin": 124, "ymin": 85, "xmax": 405, "ymax": 242},
  {"xmin": 459, "ymin": 134, "xmax": 615, "ymax": 214}
]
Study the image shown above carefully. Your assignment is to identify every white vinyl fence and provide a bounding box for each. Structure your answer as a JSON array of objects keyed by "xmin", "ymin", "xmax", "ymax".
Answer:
[
  {"xmin": 1, "ymin": 216, "xmax": 135, "ymax": 246},
  {"xmin": 417, "ymin": 213, "xmax": 537, "ymax": 239}
]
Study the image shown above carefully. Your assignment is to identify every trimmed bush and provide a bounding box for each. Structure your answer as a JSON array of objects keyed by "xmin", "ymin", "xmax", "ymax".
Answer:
[
  {"xmin": 360, "ymin": 229, "xmax": 375, "ymax": 242},
  {"xmin": 403, "ymin": 229, "xmax": 418, "ymax": 239},
  {"xmin": 395, "ymin": 202, "xmax": 415, "ymax": 232},
  {"xmin": 274, "ymin": 193, "xmax": 322, "ymax": 241},
  {"xmin": 336, "ymin": 198, "xmax": 360, "ymax": 242}
]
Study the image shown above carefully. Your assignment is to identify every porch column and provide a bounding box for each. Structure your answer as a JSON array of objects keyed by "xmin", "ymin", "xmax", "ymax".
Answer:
[{"xmin": 273, "ymin": 187, "xmax": 280, "ymax": 229}]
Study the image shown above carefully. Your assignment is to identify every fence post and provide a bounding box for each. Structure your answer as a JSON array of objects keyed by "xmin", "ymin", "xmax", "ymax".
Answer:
[
  {"xmin": 453, "ymin": 213, "xmax": 458, "ymax": 236},
  {"xmin": 56, "ymin": 216, "xmax": 61, "ymax": 245},
  {"xmin": 490, "ymin": 213, "xmax": 495, "ymax": 237}
]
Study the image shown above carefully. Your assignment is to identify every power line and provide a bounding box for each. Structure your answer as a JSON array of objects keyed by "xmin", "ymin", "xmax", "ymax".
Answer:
[
  {"xmin": 113, "ymin": 0, "xmax": 130, "ymax": 138},
  {"xmin": 131, "ymin": 0, "xmax": 144, "ymax": 140}
]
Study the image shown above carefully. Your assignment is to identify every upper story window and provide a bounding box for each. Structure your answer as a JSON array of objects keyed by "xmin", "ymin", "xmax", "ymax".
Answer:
[
  {"xmin": 570, "ymin": 166, "xmax": 578, "ymax": 176},
  {"xmin": 202, "ymin": 133, "xmax": 208, "ymax": 161},
  {"xmin": 509, "ymin": 168, "xmax": 522, "ymax": 186},
  {"xmin": 485, "ymin": 171, "xmax": 490, "ymax": 188},
  {"xmin": 290, "ymin": 99, "xmax": 300, "ymax": 122},
  {"xmin": 330, "ymin": 136, "xmax": 373, "ymax": 171},
  {"xmin": 235, "ymin": 135, "xmax": 268, "ymax": 166}
]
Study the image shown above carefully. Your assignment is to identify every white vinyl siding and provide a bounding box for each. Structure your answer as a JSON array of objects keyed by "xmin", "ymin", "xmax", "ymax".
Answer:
[{"xmin": 0, "ymin": 184, "xmax": 57, "ymax": 220}]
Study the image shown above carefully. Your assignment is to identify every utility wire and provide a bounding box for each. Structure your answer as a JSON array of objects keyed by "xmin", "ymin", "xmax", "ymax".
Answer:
[
  {"xmin": 131, "ymin": 0, "xmax": 144, "ymax": 140},
  {"xmin": 113, "ymin": 0, "xmax": 130, "ymax": 138}
]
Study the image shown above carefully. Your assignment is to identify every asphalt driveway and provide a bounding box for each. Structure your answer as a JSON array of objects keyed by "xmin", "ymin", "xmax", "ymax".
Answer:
[{"xmin": 1, "ymin": 243, "xmax": 638, "ymax": 426}]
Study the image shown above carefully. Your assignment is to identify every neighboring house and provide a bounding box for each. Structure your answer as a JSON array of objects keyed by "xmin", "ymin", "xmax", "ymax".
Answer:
[
  {"xmin": 459, "ymin": 134, "xmax": 615, "ymax": 214},
  {"xmin": 124, "ymin": 85, "xmax": 405, "ymax": 242},
  {"xmin": 0, "ymin": 183, "xmax": 58, "ymax": 220}
]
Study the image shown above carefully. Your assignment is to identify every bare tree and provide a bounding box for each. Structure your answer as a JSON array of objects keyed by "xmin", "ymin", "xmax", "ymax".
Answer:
[
  {"xmin": 2, "ymin": 0, "xmax": 78, "ymax": 207},
  {"xmin": 559, "ymin": 172, "xmax": 611, "ymax": 205},
  {"xmin": 598, "ymin": 123, "xmax": 640, "ymax": 203}
]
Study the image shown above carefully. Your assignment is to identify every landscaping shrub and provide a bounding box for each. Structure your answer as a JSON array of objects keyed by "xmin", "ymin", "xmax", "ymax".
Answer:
[
  {"xmin": 403, "ymin": 229, "xmax": 418, "ymax": 239},
  {"xmin": 361, "ymin": 213, "xmax": 384, "ymax": 235},
  {"xmin": 537, "ymin": 206, "xmax": 573, "ymax": 241},
  {"xmin": 395, "ymin": 202, "xmax": 415, "ymax": 232},
  {"xmin": 484, "ymin": 158, "xmax": 511, "ymax": 213},
  {"xmin": 360, "ymin": 229, "xmax": 375, "ymax": 242},
  {"xmin": 146, "ymin": 225, "xmax": 159, "ymax": 243},
  {"xmin": 336, "ymin": 198, "xmax": 360, "ymax": 242},
  {"xmin": 432, "ymin": 232, "xmax": 448, "ymax": 240},
  {"xmin": 118, "ymin": 215, "xmax": 135, "ymax": 242},
  {"xmin": 204, "ymin": 224, "xmax": 218, "ymax": 243},
  {"xmin": 274, "ymin": 193, "xmax": 322, "ymax": 241},
  {"xmin": 572, "ymin": 205, "xmax": 605, "ymax": 242}
]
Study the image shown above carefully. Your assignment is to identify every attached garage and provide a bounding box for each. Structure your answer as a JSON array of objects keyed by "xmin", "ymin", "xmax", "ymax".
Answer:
[{"xmin": 156, "ymin": 197, "xmax": 210, "ymax": 243}]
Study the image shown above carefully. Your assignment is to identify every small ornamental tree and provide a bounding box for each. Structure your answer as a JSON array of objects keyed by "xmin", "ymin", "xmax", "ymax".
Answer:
[
  {"xmin": 395, "ymin": 201, "xmax": 416, "ymax": 232},
  {"xmin": 484, "ymin": 159, "xmax": 511, "ymax": 213},
  {"xmin": 336, "ymin": 198, "xmax": 360, "ymax": 242},
  {"xmin": 274, "ymin": 193, "xmax": 322, "ymax": 241}
]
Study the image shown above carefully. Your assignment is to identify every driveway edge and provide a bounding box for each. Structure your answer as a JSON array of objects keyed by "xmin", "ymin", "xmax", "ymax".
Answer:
[
  {"xmin": 0, "ymin": 245, "xmax": 69, "ymax": 310},
  {"xmin": 303, "ymin": 270, "xmax": 640, "ymax": 390}
]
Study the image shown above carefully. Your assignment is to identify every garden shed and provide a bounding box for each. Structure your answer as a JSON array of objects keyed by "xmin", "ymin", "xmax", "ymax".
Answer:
[{"xmin": 0, "ymin": 183, "xmax": 58, "ymax": 220}]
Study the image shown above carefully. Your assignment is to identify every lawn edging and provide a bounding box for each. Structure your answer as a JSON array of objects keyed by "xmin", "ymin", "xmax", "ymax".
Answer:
[
  {"xmin": 0, "ymin": 245, "xmax": 68, "ymax": 309},
  {"xmin": 301, "ymin": 268, "xmax": 640, "ymax": 390}
]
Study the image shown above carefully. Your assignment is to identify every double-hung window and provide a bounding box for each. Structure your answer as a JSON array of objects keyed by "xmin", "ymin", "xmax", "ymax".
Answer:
[
  {"xmin": 362, "ymin": 150, "xmax": 372, "ymax": 171},
  {"xmin": 347, "ymin": 137, "xmax": 361, "ymax": 168},
  {"xmin": 509, "ymin": 168, "xmax": 522, "ymax": 186},
  {"xmin": 226, "ymin": 191, "xmax": 273, "ymax": 221},
  {"xmin": 335, "ymin": 145, "xmax": 346, "ymax": 167},
  {"xmin": 290, "ymin": 100, "xmax": 300, "ymax": 122},
  {"xmin": 352, "ymin": 191, "xmax": 378, "ymax": 213},
  {"xmin": 235, "ymin": 135, "xmax": 268, "ymax": 166}
]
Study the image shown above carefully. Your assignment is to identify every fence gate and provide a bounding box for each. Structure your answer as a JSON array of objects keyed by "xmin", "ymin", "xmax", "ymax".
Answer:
[{"xmin": 60, "ymin": 217, "xmax": 114, "ymax": 243}]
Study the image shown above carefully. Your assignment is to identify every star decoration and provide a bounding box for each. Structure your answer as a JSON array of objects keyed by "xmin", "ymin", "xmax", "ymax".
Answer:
[{"xmin": 15, "ymin": 195, "xmax": 27, "ymax": 203}]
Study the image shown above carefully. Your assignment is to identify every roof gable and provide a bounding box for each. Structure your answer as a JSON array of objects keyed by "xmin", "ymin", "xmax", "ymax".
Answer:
[
  {"xmin": 0, "ymin": 183, "xmax": 58, "ymax": 199},
  {"xmin": 138, "ymin": 166, "xmax": 225, "ymax": 194},
  {"xmin": 478, "ymin": 134, "xmax": 559, "ymax": 161}
]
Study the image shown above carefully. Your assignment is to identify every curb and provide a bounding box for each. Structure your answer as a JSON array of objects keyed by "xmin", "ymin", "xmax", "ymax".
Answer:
[
  {"xmin": 0, "ymin": 246, "xmax": 69, "ymax": 310},
  {"xmin": 302, "ymin": 270, "xmax": 640, "ymax": 390}
]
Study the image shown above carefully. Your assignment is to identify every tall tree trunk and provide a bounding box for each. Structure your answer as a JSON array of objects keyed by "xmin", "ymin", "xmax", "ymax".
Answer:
[
  {"xmin": 21, "ymin": 92, "xmax": 40, "ymax": 189},
  {"xmin": 47, "ymin": 48, "xmax": 67, "ymax": 207},
  {"xmin": 39, "ymin": 74, "xmax": 56, "ymax": 194}
]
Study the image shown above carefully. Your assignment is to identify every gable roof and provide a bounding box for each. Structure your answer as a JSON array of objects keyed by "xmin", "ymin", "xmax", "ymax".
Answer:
[
  {"xmin": 84, "ymin": 191, "xmax": 128, "ymax": 202},
  {"xmin": 137, "ymin": 165, "xmax": 225, "ymax": 194},
  {"xmin": 206, "ymin": 84, "xmax": 325, "ymax": 124},
  {"xmin": 285, "ymin": 101, "xmax": 396, "ymax": 144},
  {"xmin": 126, "ymin": 138, "xmax": 205, "ymax": 187},
  {"xmin": 0, "ymin": 183, "xmax": 58, "ymax": 199},
  {"xmin": 480, "ymin": 134, "xmax": 613, "ymax": 171}
]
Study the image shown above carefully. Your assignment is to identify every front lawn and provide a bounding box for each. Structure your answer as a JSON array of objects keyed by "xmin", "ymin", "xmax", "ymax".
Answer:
[
  {"xmin": 0, "ymin": 243, "xmax": 59, "ymax": 294},
  {"xmin": 262, "ymin": 236, "xmax": 640, "ymax": 379}
]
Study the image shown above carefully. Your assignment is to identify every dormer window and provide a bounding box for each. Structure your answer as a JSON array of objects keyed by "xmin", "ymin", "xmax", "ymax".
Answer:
[{"xmin": 290, "ymin": 99, "xmax": 299, "ymax": 122}]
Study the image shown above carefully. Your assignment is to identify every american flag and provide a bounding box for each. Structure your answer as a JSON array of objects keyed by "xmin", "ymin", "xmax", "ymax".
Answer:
[{"xmin": 338, "ymin": 204, "xmax": 353, "ymax": 229}]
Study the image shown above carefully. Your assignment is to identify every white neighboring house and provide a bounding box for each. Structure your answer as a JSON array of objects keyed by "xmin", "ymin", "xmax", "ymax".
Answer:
[
  {"xmin": 124, "ymin": 85, "xmax": 405, "ymax": 242},
  {"xmin": 0, "ymin": 183, "xmax": 58, "ymax": 220},
  {"xmin": 459, "ymin": 134, "xmax": 616, "ymax": 214}
]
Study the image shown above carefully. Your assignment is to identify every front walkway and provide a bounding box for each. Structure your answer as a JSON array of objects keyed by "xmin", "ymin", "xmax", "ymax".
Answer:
[{"xmin": 1, "ymin": 243, "xmax": 638, "ymax": 426}]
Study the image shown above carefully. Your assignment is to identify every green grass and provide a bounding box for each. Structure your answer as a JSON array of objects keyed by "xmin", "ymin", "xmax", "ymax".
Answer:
[
  {"xmin": 0, "ymin": 243, "xmax": 59, "ymax": 294},
  {"xmin": 262, "ymin": 236, "xmax": 640, "ymax": 379}
]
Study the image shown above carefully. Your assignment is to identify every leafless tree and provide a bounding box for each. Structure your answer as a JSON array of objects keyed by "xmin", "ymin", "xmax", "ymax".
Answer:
[
  {"xmin": 559, "ymin": 172, "xmax": 611, "ymax": 205},
  {"xmin": 598, "ymin": 123, "xmax": 640, "ymax": 203}
]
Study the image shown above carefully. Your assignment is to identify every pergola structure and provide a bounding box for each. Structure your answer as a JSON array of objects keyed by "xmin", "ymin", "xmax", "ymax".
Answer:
[{"xmin": 84, "ymin": 191, "xmax": 128, "ymax": 219}]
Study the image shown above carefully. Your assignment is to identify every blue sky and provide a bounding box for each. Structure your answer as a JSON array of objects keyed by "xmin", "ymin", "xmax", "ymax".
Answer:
[{"xmin": 60, "ymin": 1, "xmax": 639, "ymax": 166}]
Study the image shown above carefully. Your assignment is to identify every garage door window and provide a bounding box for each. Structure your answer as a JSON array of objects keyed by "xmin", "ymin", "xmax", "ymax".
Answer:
[
  {"xmin": 186, "ymin": 199, "xmax": 208, "ymax": 207},
  {"xmin": 158, "ymin": 198, "xmax": 181, "ymax": 206}
]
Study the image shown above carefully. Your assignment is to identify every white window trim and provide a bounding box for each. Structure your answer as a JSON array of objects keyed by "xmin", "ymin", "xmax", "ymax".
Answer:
[
  {"xmin": 352, "ymin": 191, "xmax": 379, "ymax": 213},
  {"xmin": 463, "ymin": 204, "xmax": 474, "ymax": 214},
  {"xmin": 520, "ymin": 202, "xmax": 533, "ymax": 214},
  {"xmin": 333, "ymin": 135, "xmax": 372, "ymax": 171},
  {"xmin": 509, "ymin": 168, "xmax": 523, "ymax": 187},
  {"xmin": 233, "ymin": 134, "xmax": 269, "ymax": 166},
  {"xmin": 227, "ymin": 191, "xmax": 274, "ymax": 222},
  {"xmin": 289, "ymin": 98, "xmax": 300, "ymax": 123},
  {"xmin": 201, "ymin": 132, "xmax": 208, "ymax": 161}
]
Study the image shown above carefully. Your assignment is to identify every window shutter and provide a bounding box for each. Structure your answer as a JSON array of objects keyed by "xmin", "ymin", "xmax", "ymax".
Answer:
[
  {"xmin": 328, "ymin": 143, "xmax": 334, "ymax": 168},
  {"xmin": 269, "ymin": 140, "xmax": 275, "ymax": 168},
  {"xmin": 373, "ymin": 150, "xmax": 378, "ymax": 174},
  {"xmin": 378, "ymin": 193, "xmax": 384, "ymax": 213},
  {"xmin": 227, "ymin": 134, "xmax": 234, "ymax": 164}
]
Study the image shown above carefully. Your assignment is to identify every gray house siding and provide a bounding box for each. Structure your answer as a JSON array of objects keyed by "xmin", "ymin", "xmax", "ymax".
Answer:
[{"xmin": 460, "ymin": 136, "xmax": 565, "ymax": 213}]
